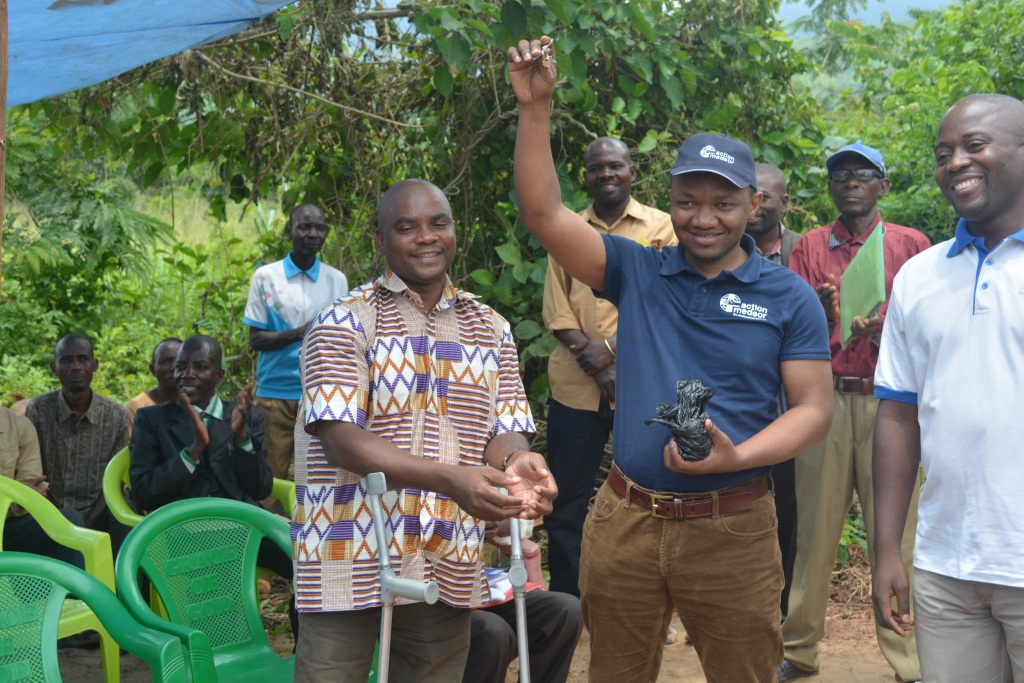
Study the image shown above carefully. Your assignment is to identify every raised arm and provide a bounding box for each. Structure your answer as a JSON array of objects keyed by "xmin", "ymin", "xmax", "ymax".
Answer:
[{"xmin": 509, "ymin": 37, "xmax": 607, "ymax": 292}]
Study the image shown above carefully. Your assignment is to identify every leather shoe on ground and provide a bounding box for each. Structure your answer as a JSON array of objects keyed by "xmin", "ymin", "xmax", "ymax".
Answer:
[{"xmin": 777, "ymin": 660, "xmax": 819, "ymax": 682}]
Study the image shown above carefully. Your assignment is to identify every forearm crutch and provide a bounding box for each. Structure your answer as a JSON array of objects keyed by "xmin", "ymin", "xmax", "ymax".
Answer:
[
  {"xmin": 508, "ymin": 515, "xmax": 531, "ymax": 683},
  {"xmin": 366, "ymin": 472, "xmax": 440, "ymax": 683}
]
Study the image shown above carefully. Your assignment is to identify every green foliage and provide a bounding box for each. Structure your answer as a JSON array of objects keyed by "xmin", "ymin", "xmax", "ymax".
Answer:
[
  {"xmin": 812, "ymin": 0, "xmax": 1024, "ymax": 243},
  {"xmin": 3, "ymin": 0, "xmax": 823, "ymax": 409},
  {"xmin": 29, "ymin": 0, "xmax": 1020, "ymax": 412},
  {"xmin": 837, "ymin": 506, "xmax": 868, "ymax": 565}
]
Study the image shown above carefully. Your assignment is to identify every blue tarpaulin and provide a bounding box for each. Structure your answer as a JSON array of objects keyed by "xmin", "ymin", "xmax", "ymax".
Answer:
[{"xmin": 8, "ymin": 0, "xmax": 296, "ymax": 107}]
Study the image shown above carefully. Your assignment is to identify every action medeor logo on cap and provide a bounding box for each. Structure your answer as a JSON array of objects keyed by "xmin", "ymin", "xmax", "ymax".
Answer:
[{"xmin": 700, "ymin": 145, "xmax": 735, "ymax": 164}]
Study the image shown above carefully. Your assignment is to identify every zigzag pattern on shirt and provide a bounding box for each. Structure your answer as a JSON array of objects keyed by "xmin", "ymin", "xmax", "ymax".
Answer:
[
  {"xmin": 315, "ymin": 305, "xmax": 365, "ymax": 336},
  {"xmin": 459, "ymin": 345, "xmax": 501, "ymax": 367}
]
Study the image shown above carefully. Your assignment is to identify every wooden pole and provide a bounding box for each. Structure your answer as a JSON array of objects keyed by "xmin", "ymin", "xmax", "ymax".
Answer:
[{"xmin": 0, "ymin": 0, "xmax": 8, "ymax": 299}]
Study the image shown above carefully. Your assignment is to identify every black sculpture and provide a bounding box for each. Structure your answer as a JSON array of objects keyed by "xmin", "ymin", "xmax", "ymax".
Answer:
[{"xmin": 644, "ymin": 379, "xmax": 715, "ymax": 461}]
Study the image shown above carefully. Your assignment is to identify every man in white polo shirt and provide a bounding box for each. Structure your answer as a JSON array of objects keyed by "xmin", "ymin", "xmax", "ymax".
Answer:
[
  {"xmin": 872, "ymin": 93, "xmax": 1024, "ymax": 683},
  {"xmin": 244, "ymin": 204, "xmax": 348, "ymax": 481}
]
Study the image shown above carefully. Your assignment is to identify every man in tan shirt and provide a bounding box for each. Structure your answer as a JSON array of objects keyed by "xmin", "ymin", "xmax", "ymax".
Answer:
[
  {"xmin": 542, "ymin": 137, "xmax": 675, "ymax": 596},
  {"xmin": 1, "ymin": 405, "xmax": 85, "ymax": 568}
]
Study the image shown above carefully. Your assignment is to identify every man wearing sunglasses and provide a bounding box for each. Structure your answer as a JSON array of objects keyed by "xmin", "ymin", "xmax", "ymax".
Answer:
[{"xmin": 778, "ymin": 142, "xmax": 931, "ymax": 683}]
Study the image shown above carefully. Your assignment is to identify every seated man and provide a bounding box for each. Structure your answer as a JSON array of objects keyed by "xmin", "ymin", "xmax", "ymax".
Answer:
[
  {"xmin": 26, "ymin": 333, "xmax": 131, "ymax": 555},
  {"xmin": 1, "ymin": 404, "xmax": 85, "ymax": 569},
  {"xmin": 463, "ymin": 519, "xmax": 582, "ymax": 683},
  {"xmin": 128, "ymin": 334, "xmax": 291, "ymax": 581},
  {"xmin": 124, "ymin": 337, "xmax": 182, "ymax": 438}
]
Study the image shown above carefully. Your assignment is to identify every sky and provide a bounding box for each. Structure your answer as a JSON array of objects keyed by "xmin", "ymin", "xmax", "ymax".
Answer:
[{"xmin": 776, "ymin": 0, "xmax": 952, "ymax": 28}]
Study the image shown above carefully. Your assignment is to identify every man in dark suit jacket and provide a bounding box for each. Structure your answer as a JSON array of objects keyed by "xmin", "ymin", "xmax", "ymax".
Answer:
[{"xmin": 129, "ymin": 334, "xmax": 290, "ymax": 580}]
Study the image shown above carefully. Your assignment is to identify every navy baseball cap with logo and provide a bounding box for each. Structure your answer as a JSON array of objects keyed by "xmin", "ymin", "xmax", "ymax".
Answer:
[
  {"xmin": 825, "ymin": 140, "xmax": 887, "ymax": 178},
  {"xmin": 670, "ymin": 133, "xmax": 757, "ymax": 189}
]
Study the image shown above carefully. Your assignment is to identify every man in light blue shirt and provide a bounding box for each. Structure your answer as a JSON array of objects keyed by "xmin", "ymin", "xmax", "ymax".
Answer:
[{"xmin": 244, "ymin": 204, "xmax": 348, "ymax": 481}]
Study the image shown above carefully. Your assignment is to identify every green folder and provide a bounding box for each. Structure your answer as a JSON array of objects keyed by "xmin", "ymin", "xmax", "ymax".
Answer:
[{"xmin": 839, "ymin": 222, "xmax": 885, "ymax": 349}]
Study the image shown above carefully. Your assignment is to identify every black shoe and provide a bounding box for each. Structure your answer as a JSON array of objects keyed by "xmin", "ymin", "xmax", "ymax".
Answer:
[{"xmin": 777, "ymin": 660, "xmax": 819, "ymax": 682}]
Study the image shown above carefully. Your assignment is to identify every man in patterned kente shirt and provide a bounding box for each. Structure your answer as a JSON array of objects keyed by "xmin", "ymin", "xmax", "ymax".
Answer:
[{"xmin": 291, "ymin": 179, "xmax": 558, "ymax": 683}]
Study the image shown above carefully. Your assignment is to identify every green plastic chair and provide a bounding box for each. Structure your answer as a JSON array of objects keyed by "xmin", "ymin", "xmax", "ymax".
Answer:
[
  {"xmin": 106, "ymin": 446, "xmax": 296, "ymax": 607},
  {"xmin": 102, "ymin": 448, "xmax": 144, "ymax": 528},
  {"xmin": 115, "ymin": 498, "xmax": 294, "ymax": 682},
  {"xmin": 0, "ymin": 475, "xmax": 121, "ymax": 683},
  {"xmin": 0, "ymin": 552, "xmax": 190, "ymax": 682},
  {"xmin": 105, "ymin": 447, "xmax": 297, "ymax": 524}
]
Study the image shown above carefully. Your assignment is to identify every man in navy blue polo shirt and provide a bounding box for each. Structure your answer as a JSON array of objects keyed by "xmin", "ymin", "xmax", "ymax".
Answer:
[{"xmin": 508, "ymin": 37, "xmax": 834, "ymax": 683}]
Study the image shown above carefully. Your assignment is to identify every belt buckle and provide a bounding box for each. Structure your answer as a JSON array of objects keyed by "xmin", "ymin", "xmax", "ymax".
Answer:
[{"xmin": 647, "ymin": 492, "xmax": 675, "ymax": 519}]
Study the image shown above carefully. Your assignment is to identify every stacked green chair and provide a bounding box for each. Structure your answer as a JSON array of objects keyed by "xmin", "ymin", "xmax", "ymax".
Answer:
[
  {"xmin": 115, "ymin": 498, "xmax": 294, "ymax": 682},
  {"xmin": 101, "ymin": 448, "xmax": 143, "ymax": 528},
  {"xmin": 0, "ymin": 552, "xmax": 191, "ymax": 682},
  {"xmin": 0, "ymin": 476, "xmax": 121, "ymax": 682},
  {"xmin": 103, "ymin": 447, "xmax": 298, "ymax": 611},
  {"xmin": 104, "ymin": 447, "xmax": 297, "ymax": 522}
]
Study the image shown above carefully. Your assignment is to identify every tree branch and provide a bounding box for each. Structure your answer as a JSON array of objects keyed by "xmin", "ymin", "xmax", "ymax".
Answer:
[{"xmin": 192, "ymin": 50, "xmax": 422, "ymax": 129}]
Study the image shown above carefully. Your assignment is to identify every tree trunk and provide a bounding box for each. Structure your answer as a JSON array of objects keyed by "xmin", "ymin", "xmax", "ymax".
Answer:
[{"xmin": 0, "ymin": 0, "xmax": 8, "ymax": 298}]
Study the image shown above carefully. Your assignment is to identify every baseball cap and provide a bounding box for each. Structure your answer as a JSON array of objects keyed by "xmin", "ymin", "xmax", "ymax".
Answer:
[
  {"xmin": 825, "ymin": 140, "xmax": 887, "ymax": 178},
  {"xmin": 670, "ymin": 133, "xmax": 757, "ymax": 189}
]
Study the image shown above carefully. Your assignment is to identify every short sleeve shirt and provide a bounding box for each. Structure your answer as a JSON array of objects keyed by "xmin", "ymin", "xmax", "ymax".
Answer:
[
  {"xmin": 600, "ymin": 233, "xmax": 830, "ymax": 493},
  {"xmin": 874, "ymin": 221, "xmax": 1024, "ymax": 586},
  {"xmin": 244, "ymin": 254, "xmax": 349, "ymax": 400},
  {"xmin": 293, "ymin": 269, "xmax": 536, "ymax": 612},
  {"xmin": 0, "ymin": 407, "xmax": 43, "ymax": 517},
  {"xmin": 542, "ymin": 197, "xmax": 676, "ymax": 410}
]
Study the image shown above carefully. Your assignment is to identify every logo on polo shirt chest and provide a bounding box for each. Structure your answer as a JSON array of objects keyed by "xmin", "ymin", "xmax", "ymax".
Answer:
[{"xmin": 720, "ymin": 293, "xmax": 768, "ymax": 320}]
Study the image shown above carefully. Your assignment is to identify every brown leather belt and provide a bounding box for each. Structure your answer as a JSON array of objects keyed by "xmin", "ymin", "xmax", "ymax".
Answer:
[
  {"xmin": 606, "ymin": 464, "xmax": 768, "ymax": 520},
  {"xmin": 833, "ymin": 376, "xmax": 874, "ymax": 395}
]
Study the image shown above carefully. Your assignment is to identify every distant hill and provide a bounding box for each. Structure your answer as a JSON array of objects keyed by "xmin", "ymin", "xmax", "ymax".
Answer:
[{"xmin": 777, "ymin": 0, "xmax": 952, "ymax": 29}]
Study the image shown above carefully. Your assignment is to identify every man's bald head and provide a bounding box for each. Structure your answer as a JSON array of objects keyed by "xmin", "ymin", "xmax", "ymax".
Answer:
[
  {"xmin": 584, "ymin": 137, "xmax": 631, "ymax": 165},
  {"xmin": 179, "ymin": 335, "xmax": 223, "ymax": 369},
  {"xmin": 944, "ymin": 94, "xmax": 1024, "ymax": 139},
  {"xmin": 377, "ymin": 179, "xmax": 451, "ymax": 232}
]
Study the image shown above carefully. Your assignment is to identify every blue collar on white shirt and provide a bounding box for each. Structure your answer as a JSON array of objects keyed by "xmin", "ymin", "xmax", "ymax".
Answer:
[
  {"xmin": 283, "ymin": 253, "xmax": 321, "ymax": 282},
  {"xmin": 947, "ymin": 218, "xmax": 1024, "ymax": 257}
]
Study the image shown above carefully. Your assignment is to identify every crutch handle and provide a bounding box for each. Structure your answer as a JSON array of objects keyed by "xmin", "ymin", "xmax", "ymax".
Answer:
[
  {"xmin": 381, "ymin": 569, "xmax": 440, "ymax": 604},
  {"xmin": 366, "ymin": 472, "xmax": 440, "ymax": 604},
  {"xmin": 507, "ymin": 516, "xmax": 529, "ymax": 590}
]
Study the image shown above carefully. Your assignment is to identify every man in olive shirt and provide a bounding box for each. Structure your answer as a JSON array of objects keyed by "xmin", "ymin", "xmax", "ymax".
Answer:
[
  {"xmin": 542, "ymin": 137, "xmax": 675, "ymax": 596},
  {"xmin": 26, "ymin": 334, "xmax": 130, "ymax": 554}
]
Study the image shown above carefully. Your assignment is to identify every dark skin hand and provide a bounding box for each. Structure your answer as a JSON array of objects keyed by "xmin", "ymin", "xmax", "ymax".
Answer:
[
  {"xmin": 662, "ymin": 419, "xmax": 742, "ymax": 475},
  {"xmin": 29, "ymin": 475, "xmax": 50, "ymax": 497},
  {"xmin": 817, "ymin": 274, "xmax": 882, "ymax": 337},
  {"xmin": 554, "ymin": 329, "xmax": 615, "ymax": 401},
  {"xmin": 182, "ymin": 384, "xmax": 254, "ymax": 462},
  {"xmin": 593, "ymin": 365, "xmax": 615, "ymax": 403},
  {"xmin": 316, "ymin": 422, "xmax": 557, "ymax": 521},
  {"xmin": 851, "ymin": 313, "xmax": 883, "ymax": 339},
  {"xmin": 569, "ymin": 335, "xmax": 615, "ymax": 376},
  {"xmin": 446, "ymin": 454, "xmax": 555, "ymax": 521},
  {"xmin": 816, "ymin": 274, "xmax": 841, "ymax": 322},
  {"xmin": 248, "ymin": 323, "xmax": 312, "ymax": 352},
  {"xmin": 229, "ymin": 384, "xmax": 255, "ymax": 441}
]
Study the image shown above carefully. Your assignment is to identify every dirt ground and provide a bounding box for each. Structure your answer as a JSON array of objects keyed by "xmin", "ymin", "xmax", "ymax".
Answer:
[{"xmin": 61, "ymin": 551, "xmax": 897, "ymax": 682}]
